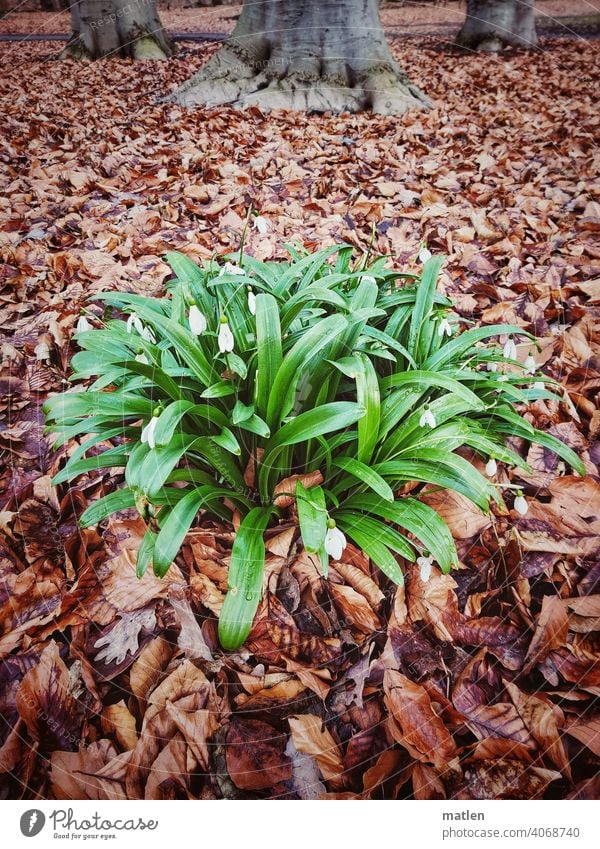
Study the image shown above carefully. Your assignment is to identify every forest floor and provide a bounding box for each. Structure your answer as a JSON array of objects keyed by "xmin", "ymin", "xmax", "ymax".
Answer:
[{"xmin": 0, "ymin": 5, "xmax": 599, "ymax": 800}]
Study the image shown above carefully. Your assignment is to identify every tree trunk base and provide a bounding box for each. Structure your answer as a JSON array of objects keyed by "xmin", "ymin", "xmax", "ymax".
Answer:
[
  {"xmin": 456, "ymin": 0, "xmax": 537, "ymax": 53},
  {"xmin": 59, "ymin": 0, "xmax": 175, "ymax": 61},
  {"xmin": 172, "ymin": 45, "xmax": 430, "ymax": 115}
]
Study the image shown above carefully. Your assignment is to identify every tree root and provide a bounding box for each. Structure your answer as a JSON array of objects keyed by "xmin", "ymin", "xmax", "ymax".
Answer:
[{"xmin": 172, "ymin": 51, "xmax": 430, "ymax": 115}]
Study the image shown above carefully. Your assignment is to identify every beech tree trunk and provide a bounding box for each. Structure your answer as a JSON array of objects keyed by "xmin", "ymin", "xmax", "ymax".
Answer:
[
  {"xmin": 173, "ymin": 0, "xmax": 430, "ymax": 114},
  {"xmin": 60, "ymin": 0, "xmax": 174, "ymax": 59},
  {"xmin": 456, "ymin": 0, "xmax": 537, "ymax": 52}
]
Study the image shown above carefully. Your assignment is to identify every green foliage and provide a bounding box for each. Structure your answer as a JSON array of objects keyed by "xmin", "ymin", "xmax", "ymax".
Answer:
[{"xmin": 45, "ymin": 246, "xmax": 586, "ymax": 649}]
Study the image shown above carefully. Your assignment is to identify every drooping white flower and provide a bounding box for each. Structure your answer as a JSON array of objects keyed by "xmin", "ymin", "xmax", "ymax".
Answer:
[
  {"xmin": 418, "ymin": 245, "xmax": 432, "ymax": 263},
  {"xmin": 253, "ymin": 215, "xmax": 269, "ymax": 234},
  {"xmin": 218, "ymin": 317, "xmax": 234, "ymax": 353},
  {"xmin": 419, "ymin": 407, "xmax": 436, "ymax": 429},
  {"xmin": 485, "ymin": 458, "xmax": 497, "ymax": 477},
  {"xmin": 417, "ymin": 553, "xmax": 434, "ymax": 582},
  {"xmin": 189, "ymin": 304, "xmax": 207, "ymax": 336},
  {"xmin": 126, "ymin": 312, "xmax": 145, "ymax": 335},
  {"xmin": 76, "ymin": 315, "xmax": 92, "ymax": 333},
  {"xmin": 361, "ymin": 274, "xmax": 376, "ymax": 284},
  {"xmin": 437, "ymin": 316, "xmax": 453, "ymax": 337},
  {"xmin": 324, "ymin": 521, "xmax": 347, "ymax": 561},
  {"xmin": 524, "ymin": 352, "xmax": 537, "ymax": 375},
  {"xmin": 219, "ymin": 261, "xmax": 245, "ymax": 277},
  {"xmin": 533, "ymin": 381, "xmax": 545, "ymax": 391},
  {"xmin": 140, "ymin": 324, "xmax": 156, "ymax": 344},
  {"xmin": 135, "ymin": 352, "xmax": 149, "ymax": 365},
  {"xmin": 487, "ymin": 361, "xmax": 498, "ymax": 373},
  {"xmin": 141, "ymin": 416, "xmax": 158, "ymax": 450},
  {"xmin": 247, "ymin": 288, "xmax": 257, "ymax": 316},
  {"xmin": 514, "ymin": 492, "xmax": 528, "ymax": 516},
  {"xmin": 503, "ymin": 337, "xmax": 517, "ymax": 360}
]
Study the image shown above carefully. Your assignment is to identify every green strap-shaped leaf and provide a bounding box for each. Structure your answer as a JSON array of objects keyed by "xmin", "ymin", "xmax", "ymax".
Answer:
[
  {"xmin": 332, "ymin": 456, "xmax": 393, "ymax": 502},
  {"xmin": 153, "ymin": 400, "xmax": 227, "ymax": 446},
  {"xmin": 79, "ymin": 488, "xmax": 137, "ymax": 528},
  {"xmin": 136, "ymin": 527, "xmax": 158, "ymax": 578},
  {"xmin": 259, "ymin": 402, "xmax": 365, "ymax": 499},
  {"xmin": 218, "ymin": 506, "xmax": 275, "ymax": 650},
  {"xmin": 153, "ymin": 485, "xmax": 234, "ymax": 577},
  {"xmin": 255, "ymin": 292, "xmax": 282, "ymax": 421},
  {"xmin": 343, "ymin": 493, "xmax": 457, "ymax": 574},
  {"xmin": 266, "ymin": 314, "xmax": 347, "ymax": 427},
  {"xmin": 296, "ymin": 480, "xmax": 327, "ymax": 553},
  {"xmin": 424, "ymin": 323, "xmax": 535, "ymax": 370},
  {"xmin": 408, "ymin": 256, "xmax": 443, "ymax": 363},
  {"xmin": 380, "ymin": 370, "xmax": 484, "ymax": 409},
  {"xmin": 52, "ymin": 445, "xmax": 128, "ymax": 486},
  {"xmin": 95, "ymin": 292, "xmax": 217, "ymax": 388},
  {"xmin": 373, "ymin": 453, "xmax": 498, "ymax": 512},
  {"xmin": 335, "ymin": 515, "xmax": 405, "ymax": 586},
  {"xmin": 336, "ymin": 511, "xmax": 415, "ymax": 563}
]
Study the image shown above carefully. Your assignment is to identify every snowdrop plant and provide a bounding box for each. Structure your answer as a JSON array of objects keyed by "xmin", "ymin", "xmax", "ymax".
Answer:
[{"xmin": 45, "ymin": 246, "xmax": 586, "ymax": 650}]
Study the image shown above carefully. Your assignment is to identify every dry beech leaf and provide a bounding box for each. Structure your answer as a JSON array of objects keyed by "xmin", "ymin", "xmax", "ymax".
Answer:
[
  {"xmin": 16, "ymin": 641, "xmax": 80, "ymax": 751},
  {"xmin": 523, "ymin": 595, "xmax": 569, "ymax": 674},
  {"xmin": 329, "ymin": 582, "xmax": 381, "ymax": 633},
  {"xmin": 383, "ymin": 669, "xmax": 458, "ymax": 771},
  {"xmin": 288, "ymin": 714, "xmax": 344, "ymax": 782},
  {"xmin": 101, "ymin": 701, "xmax": 138, "ymax": 752},
  {"xmin": 226, "ymin": 719, "xmax": 292, "ymax": 791}
]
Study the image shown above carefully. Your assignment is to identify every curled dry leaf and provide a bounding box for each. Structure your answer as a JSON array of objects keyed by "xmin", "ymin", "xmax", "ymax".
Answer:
[
  {"xmin": 16, "ymin": 641, "xmax": 81, "ymax": 752},
  {"xmin": 288, "ymin": 714, "xmax": 344, "ymax": 784},
  {"xmin": 523, "ymin": 594, "xmax": 569, "ymax": 674},
  {"xmin": 226, "ymin": 719, "xmax": 292, "ymax": 791},
  {"xmin": 383, "ymin": 669, "xmax": 458, "ymax": 771},
  {"xmin": 273, "ymin": 470, "xmax": 324, "ymax": 508}
]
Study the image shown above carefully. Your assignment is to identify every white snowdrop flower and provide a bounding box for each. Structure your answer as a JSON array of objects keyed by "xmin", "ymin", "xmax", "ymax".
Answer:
[
  {"xmin": 503, "ymin": 337, "xmax": 517, "ymax": 360},
  {"xmin": 361, "ymin": 274, "xmax": 376, "ymax": 284},
  {"xmin": 419, "ymin": 407, "xmax": 436, "ymax": 429},
  {"xmin": 188, "ymin": 304, "xmax": 207, "ymax": 336},
  {"xmin": 219, "ymin": 261, "xmax": 245, "ymax": 277},
  {"xmin": 218, "ymin": 317, "xmax": 234, "ymax": 353},
  {"xmin": 418, "ymin": 245, "xmax": 432, "ymax": 263},
  {"xmin": 135, "ymin": 353, "xmax": 149, "ymax": 365},
  {"xmin": 487, "ymin": 361, "xmax": 498, "ymax": 373},
  {"xmin": 437, "ymin": 317, "xmax": 453, "ymax": 337},
  {"xmin": 140, "ymin": 324, "xmax": 156, "ymax": 344},
  {"xmin": 514, "ymin": 492, "xmax": 528, "ymax": 516},
  {"xmin": 524, "ymin": 353, "xmax": 537, "ymax": 375},
  {"xmin": 247, "ymin": 288, "xmax": 257, "ymax": 316},
  {"xmin": 253, "ymin": 215, "xmax": 269, "ymax": 234},
  {"xmin": 141, "ymin": 416, "xmax": 158, "ymax": 450},
  {"xmin": 76, "ymin": 315, "xmax": 92, "ymax": 333},
  {"xmin": 533, "ymin": 381, "xmax": 545, "ymax": 391},
  {"xmin": 417, "ymin": 554, "xmax": 434, "ymax": 582},
  {"xmin": 126, "ymin": 312, "xmax": 145, "ymax": 335},
  {"xmin": 485, "ymin": 458, "xmax": 497, "ymax": 477},
  {"xmin": 324, "ymin": 520, "xmax": 347, "ymax": 561}
]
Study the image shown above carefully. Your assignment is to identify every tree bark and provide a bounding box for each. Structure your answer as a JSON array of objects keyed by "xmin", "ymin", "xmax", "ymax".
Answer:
[
  {"xmin": 172, "ymin": 0, "xmax": 430, "ymax": 114},
  {"xmin": 456, "ymin": 0, "xmax": 537, "ymax": 52},
  {"xmin": 60, "ymin": 0, "xmax": 174, "ymax": 60}
]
